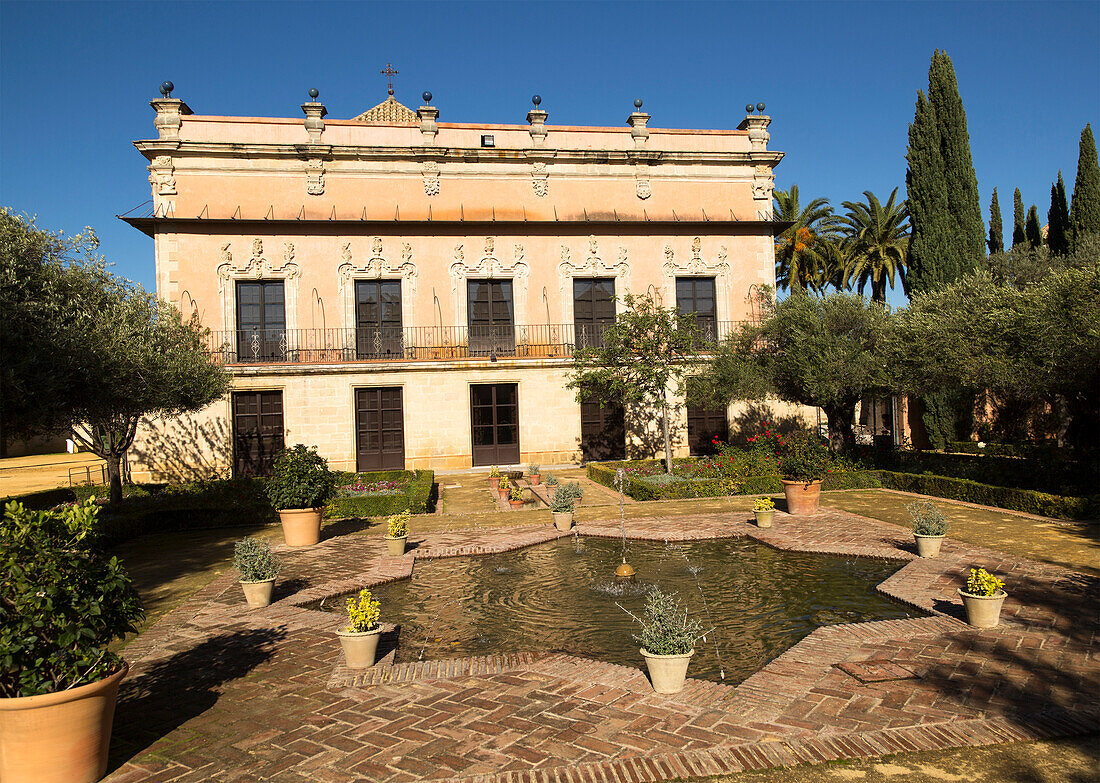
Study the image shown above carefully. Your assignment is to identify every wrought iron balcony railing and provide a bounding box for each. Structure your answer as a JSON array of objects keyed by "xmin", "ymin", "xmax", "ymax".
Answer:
[{"xmin": 208, "ymin": 322, "xmax": 750, "ymax": 366}]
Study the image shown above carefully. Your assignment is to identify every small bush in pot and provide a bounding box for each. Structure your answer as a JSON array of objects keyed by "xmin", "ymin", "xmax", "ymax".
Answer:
[
  {"xmin": 528, "ymin": 463, "xmax": 542, "ymax": 485},
  {"xmin": 777, "ymin": 433, "xmax": 830, "ymax": 514},
  {"xmin": 752, "ymin": 496, "xmax": 775, "ymax": 528},
  {"xmin": 266, "ymin": 445, "xmax": 336, "ymax": 546},
  {"xmin": 622, "ymin": 588, "xmax": 709, "ymax": 694},
  {"xmin": 336, "ymin": 588, "xmax": 383, "ymax": 668},
  {"xmin": 488, "ymin": 465, "xmax": 501, "ymax": 491},
  {"xmin": 0, "ymin": 499, "xmax": 144, "ymax": 783},
  {"xmin": 384, "ymin": 509, "xmax": 410, "ymax": 556},
  {"xmin": 959, "ymin": 568, "xmax": 1008, "ymax": 628},
  {"xmin": 545, "ymin": 475, "xmax": 559, "ymax": 487},
  {"xmin": 234, "ymin": 537, "xmax": 281, "ymax": 608},
  {"xmin": 549, "ymin": 482, "xmax": 582, "ymax": 531},
  {"xmin": 907, "ymin": 500, "xmax": 949, "ymax": 558},
  {"xmin": 497, "ymin": 475, "xmax": 510, "ymax": 499},
  {"xmin": 509, "ymin": 484, "xmax": 525, "ymax": 508}
]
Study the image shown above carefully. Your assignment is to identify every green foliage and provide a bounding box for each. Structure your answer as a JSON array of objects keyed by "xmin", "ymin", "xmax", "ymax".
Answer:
[
  {"xmin": 906, "ymin": 500, "xmax": 949, "ymax": 536},
  {"xmin": 753, "ymin": 497, "xmax": 775, "ymax": 512},
  {"xmin": 325, "ymin": 470, "xmax": 434, "ymax": 518},
  {"xmin": 905, "ymin": 50, "xmax": 985, "ymax": 296},
  {"xmin": 509, "ymin": 485, "xmax": 524, "ymax": 502},
  {"xmin": 777, "ymin": 432, "xmax": 831, "ymax": 482},
  {"xmin": 0, "ymin": 499, "xmax": 144, "ymax": 697},
  {"xmin": 1071, "ymin": 123, "xmax": 1100, "ymax": 250},
  {"xmin": 877, "ymin": 471, "xmax": 1098, "ymax": 520},
  {"xmin": 1012, "ymin": 188, "xmax": 1027, "ymax": 248},
  {"xmin": 838, "ymin": 188, "xmax": 910, "ymax": 302},
  {"xmin": 946, "ymin": 441, "xmax": 1068, "ymax": 459},
  {"xmin": 568, "ymin": 292, "xmax": 699, "ymax": 472},
  {"xmin": 233, "ymin": 537, "xmax": 281, "ymax": 582},
  {"xmin": 870, "ymin": 449, "xmax": 1091, "ymax": 496},
  {"xmin": 627, "ymin": 588, "xmax": 706, "ymax": 656},
  {"xmin": 386, "ymin": 509, "xmax": 410, "ymax": 538},
  {"xmin": 1048, "ymin": 173, "xmax": 1071, "ymax": 257},
  {"xmin": 966, "ymin": 568, "xmax": 1004, "ymax": 597},
  {"xmin": 987, "ymin": 188, "xmax": 1004, "ymax": 255},
  {"xmin": 1025, "ymin": 205, "xmax": 1043, "ymax": 249},
  {"xmin": 549, "ymin": 481, "xmax": 583, "ymax": 512},
  {"xmin": 918, "ymin": 389, "xmax": 975, "ymax": 452},
  {"xmin": 265, "ymin": 445, "xmax": 336, "ymax": 510},
  {"xmin": 773, "ymin": 186, "xmax": 842, "ymax": 293},
  {"xmin": 344, "ymin": 588, "xmax": 380, "ymax": 633},
  {"xmin": 527, "ymin": 464, "xmax": 540, "ymax": 475},
  {"xmin": 545, "ymin": 475, "xmax": 559, "ymax": 486}
]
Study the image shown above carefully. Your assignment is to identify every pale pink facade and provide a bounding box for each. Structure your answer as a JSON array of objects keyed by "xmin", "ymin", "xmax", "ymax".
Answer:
[{"xmin": 124, "ymin": 91, "xmax": 792, "ymax": 480}]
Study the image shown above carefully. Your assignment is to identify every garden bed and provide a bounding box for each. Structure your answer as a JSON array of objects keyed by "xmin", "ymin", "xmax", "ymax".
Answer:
[{"xmin": 326, "ymin": 469, "xmax": 436, "ymax": 518}]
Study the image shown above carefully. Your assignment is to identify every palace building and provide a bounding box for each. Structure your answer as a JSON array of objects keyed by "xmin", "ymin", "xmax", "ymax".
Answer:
[{"xmin": 122, "ymin": 80, "xmax": 795, "ymax": 481}]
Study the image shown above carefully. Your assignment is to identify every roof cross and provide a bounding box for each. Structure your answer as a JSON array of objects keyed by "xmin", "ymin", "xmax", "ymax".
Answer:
[{"xmin": 380, "ymin": 62, "xmax": 398, "ymax": 96}]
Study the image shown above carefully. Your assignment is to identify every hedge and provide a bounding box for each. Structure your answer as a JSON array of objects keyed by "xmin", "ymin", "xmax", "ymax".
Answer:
[
  {"xmin": 325, "ymin": 470, "xmax": 435, "ymax": 518},
  {"xmin": 866, "ymin": 449, "xmax": 1090, "ymax": 497},
  {"xmin": 877, "ymin": 471, "xmax": 1100, "ymax": 520},
  {"xmin": 946, "ymin": 441, "xmax": 1073, "ymax": 459}
]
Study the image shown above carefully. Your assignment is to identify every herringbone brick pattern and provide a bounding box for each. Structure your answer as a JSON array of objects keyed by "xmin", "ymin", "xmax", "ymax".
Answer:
[{"xmin": 104, "ymin": 508, "xmax": 1100, "ymax": 782}]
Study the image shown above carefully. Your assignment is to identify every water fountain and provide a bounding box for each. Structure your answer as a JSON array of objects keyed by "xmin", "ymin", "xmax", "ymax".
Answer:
[{"xmin": 612, "ymin": 469, "xmax": 635, "ymax": 580}]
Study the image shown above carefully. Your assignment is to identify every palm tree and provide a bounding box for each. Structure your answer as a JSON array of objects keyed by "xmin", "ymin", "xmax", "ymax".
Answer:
[
  {"xmin": 818, "ymin": 237, "xmax": 853, "ymax": 293},
  {"xmin": 773, "ymin": 186, "xmax": 841, "ymax": 294},
  {"xmin": 839, "ymin": 188, "xmax": 910, "ymax": 303}
]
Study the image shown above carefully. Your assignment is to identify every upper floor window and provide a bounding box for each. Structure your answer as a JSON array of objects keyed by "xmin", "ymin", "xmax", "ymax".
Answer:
[
  {"xmin": 236, "ymin": 281, "xmax": 285, "ymax": 362},
  {"xmin": 467, "ymin": 279, "xmax": 514, "ymax": 357},
  {"xmin": 355, "ymin": 280, "xmax": 403, "ymax": 359},
  {"xmin": 573, "ymin": 278, "xmax": 615, "ymax": 349},
  {"xmin": 675, "ymin": 276, "xmax": 717, "ymax": 343}
]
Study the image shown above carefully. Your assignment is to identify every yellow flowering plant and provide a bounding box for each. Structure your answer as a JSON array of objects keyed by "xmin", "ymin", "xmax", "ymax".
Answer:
[
  {"xmin": 966, "ymin": 568, "xmax": 1005, "ymax": 597},
  {"xmin": 498, "ymin": 476, "xmax": 510, "ymax": 492},
  {"xmin": 753, "ymin": 497, "xmax": 775, "ymax": 512},
  {"xmin": 345, "ymin": 588, "xmax": 381, "ymax": 633},
  {"xmin": 386, "ymin": 509, "xmax": 410, "ymax": 538},
  {"xmin": 509, "ymin": 485, "xmax": 524, "ymax": 502},
  {"xmin": 489, "ymin": 465, "xmax": 501, "ymax": 478}
]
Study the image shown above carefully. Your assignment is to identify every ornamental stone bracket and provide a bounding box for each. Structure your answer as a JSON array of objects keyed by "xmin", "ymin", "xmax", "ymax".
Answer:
[
  {"xmin": 336, "ymin": 238, "xmax": 418, "ymax": 329},
  {"xmin": 557, "ymin": 237, "xmax": 632, "ymax": 322},
  {"xmin": 449, "ymin": 238, "xmax": 529, "ymax": 328},
  {"xmin": 661, "ymin": 238, "xmax": 732, "ymax": 323},
  {"xmin": 634, "ymin": 166, "xmax": 652, "ymax": 200},
  {"xmin": 422, "ymin": 160, "xmax": 440, "ymax": 196},
  {"xmin": 531, "ymin": 162, "xmax": 549, "ymax": 197},
  {"xmin": 216, "ymin": 239, "xmax": 302, "ymax": 333},
  {"xmin": 752, "ymin": 162, "xmax": 775, "ymax": 203},
  {"xmin": 306, "ymin": 159, "xmax": 325, "ymax": 196},
  {"xmin": 148, "ymin": 155, "xmax": 176, "ymax": 196}
]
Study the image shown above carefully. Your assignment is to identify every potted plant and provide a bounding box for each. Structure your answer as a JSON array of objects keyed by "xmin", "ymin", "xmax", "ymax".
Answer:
[
  {"xmin": 623, "ymin": 588, "xmax": 709, "ymax": 695},
  {"xmin": 777, "ymin": 433, "xmax": 829, "ymax": 515},
  {"xmin": 488, "ymin": 465, "xmax": 501, "ymax": 492},
  {"xmin": 753, "ymin": 497, "xmax": 775, "ymax": 528},
  {"xmin": 545, "ymin": 475, "xmax": 559, "ymax": 487},
  {"xmin": 549, "ymin": 481, "xmax": 583, "ymax": 531},
  {"xmin": 497, "ymin": 475, "xmax": 511, "ymax": 500},
  {"xmin": 234, "ymin": 537, "xmax": 282, "ymax": 608},
  {"xmin": 336, "ymin": 588, "xmax": 383, "ymax": 668},
  {"xmin": 508, "ymin": 484, "xmax": 525, "ymax": 509},
  {"xmin": 528, "ymin": 463, "xmax": 542, "ymax": 485},
  {"xmin": 958, "ymin": 568, "xmax": 1007, "ymax": 628},
  {"xmin": 908, "ymin": 500, "xmax": 949, "ymax": 558},
  {"xmin": 0, "ymin": 499, "xmax": 144, "ymax": 783},
  {"xmin": 384, "ymin": 509, "xmax": 409, "ymax": 556},
  {"xmin": 265, "ymin": 444, "xmax": 337, "ymax": 547}
]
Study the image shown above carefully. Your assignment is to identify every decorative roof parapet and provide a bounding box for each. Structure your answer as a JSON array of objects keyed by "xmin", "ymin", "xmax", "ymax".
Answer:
[{"xmin": 353, "ymin": 96, "xmax": 418, "ymax": 125}]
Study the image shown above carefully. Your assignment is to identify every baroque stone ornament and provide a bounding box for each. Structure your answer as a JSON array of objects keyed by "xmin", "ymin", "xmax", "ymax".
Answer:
[
  {"xmin": 422, "ymin": 160, "xmax": 440, "ymax": 196},
  {"xmin": 449, "ymin": 238, "xmax": 529, "ymax": 328},
  {"xmin": 557, "ymin": 240, "xmax": 631, "ymax": 322},
  {"xmin": 148, "ymin": 155, "xmax": 176, "ymax": 195},
  {"xmin": 336, "ymin": 239, "xmax": 419, "ymax": 330},
  {"xmin": 217, "ymin": 239, "xmax": 302, "ymax": 335},
  {"xmin": 532, "ymin": 162, "xmax": 549, "ymax": 197},
  {"xmin": 306, "ymin": 159, "xmax": 325, "ymax": 195},
  {"xmin": 635, "ymin": 178, "xmax": 652, "ymax": 200},
  {"xmin": 752, "ymin": 163, "xmax": 774, "ymax": 202},
  {"xmin": 660, "ymin": 239, "xmax": 732, "ymax": 324},
  {"xmin": 283, "ymin": 242, "xmax": 295, "ymax": 265}
]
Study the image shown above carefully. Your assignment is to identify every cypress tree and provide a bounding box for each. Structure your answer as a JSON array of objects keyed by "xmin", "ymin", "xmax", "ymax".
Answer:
[
  {"xmin": 987, "ymin": 188, "xmax": 1004, "ymax": 254},
  {"xmin": 1047, "ymin": 172, "xmax": 1071, "ymax": 256},
  {"xmin": 905, "ymin": 91, "xmax": 947, "ymax": 295},
  {"xmin": 1012, "ymin": 188, "xmax": 1026, "ymax": 247},
  {"xmin": 1025, "ymin": 205, "xmax": 1043, "ymax": 249},
  {"xmin": 1071, "ymin": 123, "xmax": 1100, "ymax": 249}
]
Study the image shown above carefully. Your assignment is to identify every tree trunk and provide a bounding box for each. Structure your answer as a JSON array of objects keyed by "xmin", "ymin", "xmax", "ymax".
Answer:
[
  {"xmin": 822, "ymin": 404, "xmax": 857, "ymax": 452},
  {"xmin": 660, "ymin": 391, "xmax": 674, "ymax": 474},
  {"xmin": 105, "ymin": 452, "xmax": 123, "ymax": 504}
]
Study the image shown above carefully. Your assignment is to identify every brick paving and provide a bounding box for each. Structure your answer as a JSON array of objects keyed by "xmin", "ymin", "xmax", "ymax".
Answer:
[{"xmin": 106, "ymin": 507, "xmax": 1099, "ymax": 782}]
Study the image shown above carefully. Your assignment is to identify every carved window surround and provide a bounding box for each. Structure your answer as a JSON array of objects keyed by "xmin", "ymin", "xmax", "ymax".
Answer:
[
  {"xmin": 557, "ymin": 236, "xmax": 632, "ymax": 323},
  {"xmin": 662, "ymin": 238, "xmax": 732, "ymax": 323},
  {"xmin": 217, "ymin": 239, "xmax": 301, "ymax": 333},
  {"xmin": 449, "ymin": 237, "xmax": 529, "ymax": 328},
  {"xmin": 336, "ymin": 237, "xmax": 418, "ymax": 329}
]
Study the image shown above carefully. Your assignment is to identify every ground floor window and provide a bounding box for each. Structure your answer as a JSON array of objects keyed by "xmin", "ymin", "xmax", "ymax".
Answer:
[{"xmin": 687, "ymin": 405, "xmax": 728, "ymax": 456}]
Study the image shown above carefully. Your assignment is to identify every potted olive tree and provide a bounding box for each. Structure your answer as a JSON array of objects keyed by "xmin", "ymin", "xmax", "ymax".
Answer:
[
  {"xmin": 528, "ymin": 463, "xmax": 542, "ymax": 485},
  {"xmin": 622, "ymin": 588, "xmax": 710, "ymax": 694},
  {"xmin": 234, "ymin": 537, "xmax": 282, "ymax": 608},
  {"xmin": 384, "ymin": 509, "xmax": 410, "ymax": 556},
  {"xmin": 336, "ymin": 588, "xmax": 383, "ymax": 668},
  {"xmin": 908, "ymin": 500, "xmax": 949, "ymax": 558},
  {"xmin": 265, "ymin": 444, "xmax": 336, "ymax": 547},
  {"xmin": 549, "ymin": 481, "xmax": 583, "ymax": 531},
  {"xmin": 0, "ymin": 499, "xmax": 144, "ymax": 783},
  {"xmin": 753, "ymin": 497, "xmax": 775, "ymax": 528},
  {"xmin": 777, "ymin": 433, "xmax": 829, "ymax": 515},
  {"xmin": 958, "ymin": 568, "xmax": 1007, "ymax": 628}
]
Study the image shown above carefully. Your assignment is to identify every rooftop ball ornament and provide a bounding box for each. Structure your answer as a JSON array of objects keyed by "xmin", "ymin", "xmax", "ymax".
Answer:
[
  {"xmin": 308, "ymin": 88, "xmax": 319, "ymax": 100},
  {"xmin": 756, "ymin": 102, "xmax": 766, "ymax": 112},
  {"xmin": 422, "ymin": 91, "xmax": 433, "ymax": 103},
  {"xmin": 159, "ymin": 81, "xmax": 174, "ymax": 98},
  {"xmin": 745, "ymin": 103, "xmax": 754, "ymax": 113},
  {"xmin": 532, "ymin": 94, "xmax": 541, "ymax": 107}
]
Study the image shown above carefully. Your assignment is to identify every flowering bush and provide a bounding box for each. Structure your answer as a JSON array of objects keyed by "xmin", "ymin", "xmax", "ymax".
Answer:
[
  {"xmin": 344, "ymin": 588, "xmax": 381, "ymax": 633},
  {"xmin": 386, "ymin": 509, "xmax": 410, "ymax": 538},
  {"xmin": 339, "ymin": 478, "xmax": 409, "ymax": 497},
  {"xmin": 509, "ymin": 485, "xmax": 524, "ymax": 502},
  {"xmin": 965, "ymin": 568, "xmax": 1005, "ymax": 597},
  {"xmin": 489, "ymin": 465, "xmax": 501, "ymax": 478},
  {"xmin": 776, "ymin": 432, "xmax": 831, "ymax": 482}
]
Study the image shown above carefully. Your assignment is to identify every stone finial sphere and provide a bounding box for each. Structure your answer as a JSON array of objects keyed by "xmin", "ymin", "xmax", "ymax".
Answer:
[
  {"xmin": 745, "ymin": 103, "xmax": 754, "ymax": 113},
  {"xmin": 160, "ymin": 81, "xmax": 174, "ymax": 97},
  {"xmin": 532, "ymin": 95, "xmax": 541, "ymax": 107},
  {"xmin": 423, "ymin": 91, "xmax": 432, "ymax": 103},
  {"xmin": 756, "ymin": 102, "xmax": 766, "ymax": 112},
  {"xmin": 308, "ymin": 88, "xmax": 319, "ymax": 100},
  {"xmin": 634, "ymin": 98, "xmax": 643, "ymax": 108}
]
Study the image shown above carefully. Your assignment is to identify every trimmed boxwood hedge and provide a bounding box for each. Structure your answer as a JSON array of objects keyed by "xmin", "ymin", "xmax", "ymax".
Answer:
[
  {"xmin": 324, "ymin": 470, "xmax": 435, "ymax": 518},
  {"xmin": 865, "ymin": 450, "xmax": 1090, "ymax": 497},
  {"xmin": 877, "ymin": 471, "xmax": 1099, "ymax": 520},
  {"xmin": 946, "ymin": 441, "xmax": 1072, "ymax": 459}
]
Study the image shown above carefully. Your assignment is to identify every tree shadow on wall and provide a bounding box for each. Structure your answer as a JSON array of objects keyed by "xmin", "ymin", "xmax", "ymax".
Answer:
[
  {"xmin": 728, "ymin": 402, "xmax": 812, "ymax": 446},
  {"xmin": 108, "ymin": 626, "xmax": 287, "ymax": 772},
  {"xmin": 130, "ymin": 413, "xmax": 234, "ymax": 483},
  {"xmin": 625, "ymin": 401, "xmax": 684, "ymax": 462}
]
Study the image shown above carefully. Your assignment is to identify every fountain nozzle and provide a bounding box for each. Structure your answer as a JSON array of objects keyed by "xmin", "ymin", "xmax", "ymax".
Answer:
[{"xmin": 614, "ymin": 560, "xmax": 636, "ymax": 580}]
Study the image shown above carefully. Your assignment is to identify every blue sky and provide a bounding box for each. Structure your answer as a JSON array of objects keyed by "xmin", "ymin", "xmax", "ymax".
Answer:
[{"xmin": 2, "ymin": 1, "xmax": 1097, "ymax": 308}]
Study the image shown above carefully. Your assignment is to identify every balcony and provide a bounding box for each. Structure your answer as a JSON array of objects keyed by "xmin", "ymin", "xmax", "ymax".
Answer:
[{"xmin": 207, "ymin": 322, "xmax": 748, "ymax": 366}]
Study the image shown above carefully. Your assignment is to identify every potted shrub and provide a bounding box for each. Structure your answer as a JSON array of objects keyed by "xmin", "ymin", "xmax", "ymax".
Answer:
[
  {"xmin": 528, "ymin": 463, "xmax": 542, "ymax": 486},
  {"xmin": 336, "ymin": 588, "xmax": 383, "ymax": 668},
  {"xmin": 0, "ymin": 499, "xmax": 144, "ymax": 783},
  {"xmin": 234, "ymin": 537, "xmax": 282, "ymax": 608},
  {"xmin": 549, "ymin": 481, "xmax": 583, "ymax": 531},
  {"xmin": 265, "ymin": 445, "xmax": 337, "ymax": 547},
  {"xmin": 908, "ymin": 500, "xmax": 949, "ymax": 558},
  {"xmin": 545, "ymin": 475, "xmax": 559, "ymax": 487},
  {"xmin": 508, "ymin": 484, "xmax": 525, "ymax": 509},
  {"xmin": 488, "ymin": 465, "xmax": 501, "ymax": 492},
  {"xmin": 497, "ymin": 475, "xmax": 510, "ymax": 500},
  {"xmin": 777, "ymin": 433, "xmax": 829, "ymax": 515},
  {"xmin": 384, "ymin": 509, "xmax": 409, "ymax": 556},
  {"xmin": 958, "ymin": 568, "xmax": 1007, "ymax": 628},
  {"xmin": 753, "ymin": 497, "xmax": 775, "ymax": 528},
  {"xmin": 625, "ymin": 588, "xmax": 709, "ymax": 695}
]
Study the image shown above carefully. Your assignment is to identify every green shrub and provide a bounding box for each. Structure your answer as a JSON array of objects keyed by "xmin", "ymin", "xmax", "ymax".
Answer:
[
  {"xmin": 266, "ymin": 445, "xmax": 336, "ymax": 510},
  {"xmin": 777, "ymin": 432, "xmax": 832, "ymax": 482},
  {"xmin": 325, "ymin": 470, "xmax": 435, "ymax": 518},
  {"xmin": 867, "ymin": 449, "xmax": 1091, "ymax": 496},
  {"xmin": 877, "ymin": 471, "xmax": 1099, "ymax": 520},
  {"xmin": 0, "ymin": 499, "xmax": 144, "ymax": 697},
  {"xmin": 627, "ymin": 588, "xmax": 707, "ymax": 656},
  {"xmin": 907, "ymin": 500, "xmax": 949, "ymax": 536},
  {"xmin": 233, "ymin": 537, "xmax": 281, "ymax": 582},
  {"xmin": 549, "ymin": 481, "xmax": 584, "ymax": 512}
]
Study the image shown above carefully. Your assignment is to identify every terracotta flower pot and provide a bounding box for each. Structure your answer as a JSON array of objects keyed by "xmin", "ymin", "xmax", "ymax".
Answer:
[
  {"xmin": 958, "ymin": 589, "xmax": 1007, "ymax": 628},
  {"xmin": 278, "ymin": 507, "xmax": 323, "ymax": 547},
  {"xmin": 509, "ymin": 499, "xmax": 524, "ymax": 509},
  {"xmin": 336, "ymin": 627, "xmax": 382, "ymax": 668},
  {"xmin": 552, "ymin": 511, "xmax": 573, "ymax": 531},
  {"xmin": 914, "ymin": 534, "xmax": 945, "ymax": 558},
  {"xmin": 640, "ymin": 648, "xmax": 694, "ymax": 694},
  {"xmin": 754, "ymin": 510, "xmax": 774, "ymax": 528},
  {"xmin": 529, "ymin": 474, "xmax": 541, "ymax": 486},
  {"xmin": 384, "ymin": 535, "xmax": 407, "ymax": 556},
  {"xmin": 488, "ymin": 476, "xmax": 500, "ymax": 491},
  {"xmin": 0, "ymin": 661, "xmax": 127, "ymax": 783},
  {"xmin": 497, "ymin": 487, "xmax": 509, "ymax": 499},
  {"xmin": 782, "ymin": 480, "xmax": 822, "ymax": 515},
  {"xmin": 240, "ymin": 578, "xmax": 275, "ymax": 608}
]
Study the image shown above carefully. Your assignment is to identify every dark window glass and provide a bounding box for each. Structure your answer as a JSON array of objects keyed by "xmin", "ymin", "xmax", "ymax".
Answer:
[
  {"xmin": 676, "ymin": 277, "xmax": 718, "ymax": 343},
  {"xmin": 236, "ymin": 281, "xmax": 286, "ymax": 361}
]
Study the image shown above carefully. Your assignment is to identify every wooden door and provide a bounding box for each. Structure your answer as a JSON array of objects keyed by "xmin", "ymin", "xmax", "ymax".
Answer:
[
  {"xmin": 687, "ymin": 406, "xmax": 728, "ymax": 456},
  {"xmin": 355, "ymin": 387, "xmax": 405, "ymax": 471},
  {"xmin": 470, "ymin": 383, "xmax": 520, "ymax": 466},
  {"xmin": 232, "ymin": 391, "xmax": 284, "ymax": 476},
  {"xmin": 580, "ymin": 402, "xmax": 625, "ymax": 462}
]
